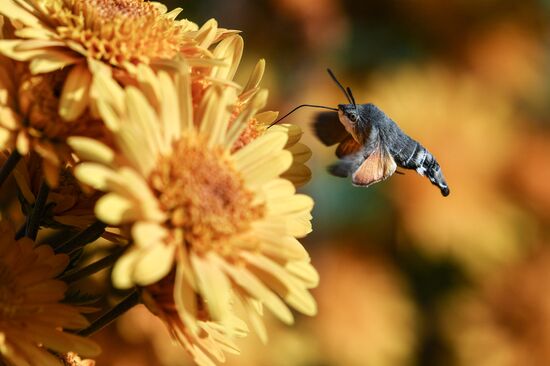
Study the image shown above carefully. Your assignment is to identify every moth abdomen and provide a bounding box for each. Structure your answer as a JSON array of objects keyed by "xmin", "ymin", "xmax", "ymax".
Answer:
[
  {"xmin": 392, "ymin": 138, "xmax": 423, "ymax": 169},
  {"xmin": 396, "ymin": 142, "xmax": 450, "ymax": 196}
]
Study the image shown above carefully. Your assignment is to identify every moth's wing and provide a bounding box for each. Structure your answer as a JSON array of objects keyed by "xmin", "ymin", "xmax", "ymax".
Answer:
[
  {"xmin": 336, "ymin": 135, "xmax": 362, "ymax": 158},
  {"xmin": 312, "ymin": 111, "xmax": 348, "ymax": 146},
  {"xmin": 328, "ymin": 151, "xmax": 365, "ymax": 178},
  {"xmin": 351, "ymin": 142, "xmax": 397, "ymax": 187}
]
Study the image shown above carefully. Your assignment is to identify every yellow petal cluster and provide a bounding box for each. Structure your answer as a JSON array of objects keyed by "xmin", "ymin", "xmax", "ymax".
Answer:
[
  {"xmin": 0, "ymin": 220, "xmax": 101, "ymax": 366},
  {"xmin": 70, "ymin": 36, "xmax": 317, "ymax": 365},
  {"xmin": 0, "ymin": 3, "xmax": 317, "ymax": 365}
]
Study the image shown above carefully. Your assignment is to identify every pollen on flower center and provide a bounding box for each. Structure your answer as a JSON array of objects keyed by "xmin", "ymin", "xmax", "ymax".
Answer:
[
  {"xmin": 49, "ymin": 0, "xmax": 191, "ymax": 65},
  {"xmin": 75, "ymin": 0, "xmax": 154, "ymax": 20},
  {"xmin": 148, "ymin": 136, "xmax": 265, "ymax": 254}
]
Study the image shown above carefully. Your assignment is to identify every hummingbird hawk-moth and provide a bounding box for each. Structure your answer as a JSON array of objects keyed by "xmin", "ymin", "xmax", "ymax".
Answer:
[{"xmin": 272, "ymin": 69, "xmax": 450, "ymax": 196}]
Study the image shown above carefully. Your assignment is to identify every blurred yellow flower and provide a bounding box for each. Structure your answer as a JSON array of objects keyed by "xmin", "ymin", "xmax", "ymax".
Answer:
[
  {"xmin": 311, "ymin": 248, "xmax": 418, "ymax": 366},
  {"xmin": 442, "ymin": 247, "xmax": 550, "ymax": 366},
  {"xmin": 0, "ymin": 219, "xmax": 100, "ymax": 366},
  {"xmin": 70, "ymin": 55, "xmax": 317, "ymax": 364}
]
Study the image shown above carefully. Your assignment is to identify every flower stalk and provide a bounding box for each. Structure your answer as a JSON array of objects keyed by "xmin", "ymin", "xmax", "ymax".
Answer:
[
  {"xmin": 56, "ymin": 221, "xmax": 108, "ymax": 254},
  {"xmin": 25, "ymin": 180, "xmax": 50, "ymax": 240},
  {"xmin": 61, "ymin": 247, "xmax": 126, "ymax": 283},
  {"xmin": 0, "ymin": 150, "xmax": 21, "ymax": 187},
  {"xmin": 78, "ymin": 290, "xmax": 141, "ymax": 337}
]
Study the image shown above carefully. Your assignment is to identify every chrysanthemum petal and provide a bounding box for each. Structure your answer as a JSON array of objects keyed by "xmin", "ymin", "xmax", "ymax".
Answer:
[
  {"xmin": 59, "ymin": 63, "xmax": 92, "ymax": 121},
  {"xmin": 194, "ymin": 18, "xmax": 219, "ymax": 49},
  {"xmin": 287, "ymin": 143, "xmax": 312, "ymax": 163},
  {"xmin": 15, "ymin": 26, "xmax": 57, "ymax": 40},
  {"xmin": 242, "ymin": 150, "xmax": 292, "ymax": 188},
  {"xmin": 90, "ymin": 62, "xmax": 125, "ymax": 117},
  {"xmin": 74, "ymin": 163, "xmax": 119, "ymax": 191},
  {"xmin": 268, "ymin": 123, "xmax": 303, "ymax": 148},
  {"xmin": 95, "ymin": 193, "xmax": 138, "ymax": 225},
  {"xmin": 199, "ymin": 87, "xmax": 231, "ymax": 146},
  {"xmin": 257, "ymin": 235, "xmax": 309, "ymax": 261},
  {"xmin": 174, "ymin": 61, "xmax": 194, "ymax": 133},
  {"xmin": 125, "ymin": 86, "xmax": 164, "ymax": 159},
  {"xmin": 243, "ymin": 59, "xmax": 265, "ymax": 94},
  {"xmin": 212, "ymin": 255, "xmax": 294, "ymax": 324},
  {"xmin": 233, "ymin": 131, "xmax": 288, "ymax": 170},
  {"xmin": 133, "ymin": 244, "xmax": 175, "ymax": 286},
  {"xmin": 29, "ymin": 52, "xmax": 79, "ymax": 74},
  {"xmin": 174, "ymin": 248, "xmax": 199, "ymax": 334},
  {"xmin": 254, "ymin": 110, "xmax": 278, "ymax": 126},
  {"xmin": 286, "ymin": 261, "xmax": 320, "ymax": 288},
  {"xmin": 112, "ymin": 249, "xmax": 141, "ymax": 289},
  {"xmin": 24, "ymin": 280, "xmax": 67, "ymax": 302},
  {"xmin": 118, "ymin": 168, "xmax": 166, "ymax": 222},
  {"xmin": 211, "ymin": 35, "xmax": 243, "ymax": 81},
  {"xmin": 268, "ymin": 194, "xmax": 314, "ymax": 216},
  {"xmin": 8, "ymin": 337, "xmax": 61, "ymax": 366},
  {"xmin": 288, "ymin": 216, "xmax": 313, "ymax": 238},
  {"xmin": 191, "ymin": 253, "xmax": 232, "ymax": 323},
  {"xmin": 282, "ymin": 164, "xmax": 312, "ymax": 188},
  {"xmin": 241, "ymin": 297, "xmax": 268, "ymax": 344},
  {"xmin": 29, "ymin": 326, "xmax": 101, "ymax": 357},
  {"xmin": 242, "ymin": 253, "xmax": 317, "ymax": 316},
  {"xmin": 67, "ymin": 137, "xmax": 114, "ymax": 165},
  {"xmin": 0, "ymin": 0, "xmax": 40, "ymax": 27},
  {"xmin": 132, "ymin": 222, "xmax": 168, "ymax": 249},
  {"xmin": 158, "ymin": 71, "xmax": 181, "ymax": 147}
]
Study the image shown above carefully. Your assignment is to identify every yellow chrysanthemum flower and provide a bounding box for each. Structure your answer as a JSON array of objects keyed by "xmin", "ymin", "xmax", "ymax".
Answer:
[
  {"xmin": 0, "ymin": 1, "xmax": 233, "ymax": 121},
  {"xmin": 69, "ymin": 59, "xmax": 318, "ymax": 364},
  {"xmin": 0, "ymin": 219, "xmax": 101, "ymax": 366},
  {"xmin": 0, "ymin": 54, "xmax": 110, "ymax": 186}
]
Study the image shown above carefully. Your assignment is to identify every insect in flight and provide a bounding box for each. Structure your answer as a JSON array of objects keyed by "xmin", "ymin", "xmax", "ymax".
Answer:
[{"xmin": 271, "ymin": 69, "xmax": 450, "ymax": 196}]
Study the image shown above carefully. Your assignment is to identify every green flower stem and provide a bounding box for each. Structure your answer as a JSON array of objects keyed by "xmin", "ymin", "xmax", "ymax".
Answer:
[
  {"xmin": 25, "ymin": 181, "xmax": 50, "ymax": 240},
  {"xmin": 55, "ymin": 221, "xmax": 107, "ymax": 254},
  {"xmin": 78, "ymin": 289, "xmax": 141, "ymax": 337},
  {"xmin": 0, "ymin": 150, "xmax": 21, "ymax": 188},
  {"xmin": 60, "ymin": 247, "xmax": 125, "ymax": 283}
]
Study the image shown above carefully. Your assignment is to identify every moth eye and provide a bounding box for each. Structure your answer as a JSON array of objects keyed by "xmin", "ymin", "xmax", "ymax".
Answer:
[{"xmin": 349, "ymin": 114, "xmax": 358, "ymax": 122}]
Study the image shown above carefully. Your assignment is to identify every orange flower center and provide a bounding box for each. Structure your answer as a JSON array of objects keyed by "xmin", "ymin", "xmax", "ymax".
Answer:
[
  {"xmin": 148, "ymin": 136, "xmax": 265, "ymax": 254},
  {"xmin": 45, "ymin": 0, "xmax": 197, "ymax": 65},
  {"xmin": 231, "ymin": 118, "xmax": 265, "ymax": 152}
]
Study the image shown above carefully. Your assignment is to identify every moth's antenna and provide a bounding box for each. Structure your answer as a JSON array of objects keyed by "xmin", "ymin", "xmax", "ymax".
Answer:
[
  {"xmin": 346, "ymin": 87, "xmax": 356, "ymax": 106},
  {"xmin": 327, "ymin": 69, "xmax": 353, "ymax": 104},
  {"xmin": 269, "ymin": 104, "xmax": 338, "ymax": 127}
]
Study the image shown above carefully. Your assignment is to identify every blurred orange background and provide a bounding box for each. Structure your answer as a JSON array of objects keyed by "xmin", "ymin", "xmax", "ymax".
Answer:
[{"xmin": 92, "ymin": 1, "xmax": 550, "ymax": 365}]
